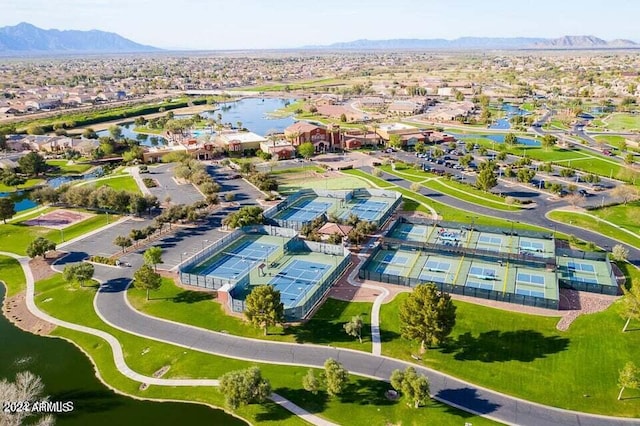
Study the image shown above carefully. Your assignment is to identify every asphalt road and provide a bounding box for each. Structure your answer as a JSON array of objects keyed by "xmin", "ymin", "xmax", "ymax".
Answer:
[{"xmin": 147, "ymin": 164, "xmax": 205, "ymax": 205}]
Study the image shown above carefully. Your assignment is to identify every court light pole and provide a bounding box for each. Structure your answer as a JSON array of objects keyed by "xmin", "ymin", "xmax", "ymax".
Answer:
[
  {"xmin": 202, "ymin": 239, "xmax": 208, "ymax": 252},
  {"xmin": 59, "ymin": 228, "xmax": 64, "ymax": 242}
]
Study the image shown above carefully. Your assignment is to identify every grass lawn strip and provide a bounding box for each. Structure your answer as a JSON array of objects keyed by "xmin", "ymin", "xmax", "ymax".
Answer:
[
  {"xmin": 46, "ymin": 159, "xmax": 93, "ymax": 174},
  {"xmin": 128, "ymin": 278, "xmax": 374, "ymax": 352},
  {"xmin": 28, "ymin": 271, "xmax": 494, "ymax": 426},
  {"xmin": 0, "ymin": 254, "xmax": 27, "ymax": 296},
  {"xmin": 380, "ymin": 293, "xmax": 640, "ymax": 416},
  {"xmin": 547, "ymin": 210, "xmax": 640, "ymax": 249},
  {"xmin": 342, "ymin": 169, "xmax": 544, "ymax": 231},
  {"xmin": 80, "ymin": 174, "xmax": 142, "ymax": 194}
]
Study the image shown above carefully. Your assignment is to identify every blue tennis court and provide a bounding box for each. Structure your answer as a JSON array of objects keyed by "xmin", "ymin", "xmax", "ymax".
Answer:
[
  {"xmin": 374, "ymin": 252, "xmax": 410, "ymax": 275},
  {"xmin": 343, "ymin": 199, "xmax": 388, "ymax": 221},
  {"xmin": 419, "ymin": 259, "xmax": 452, "ymax": 282},
  {"xmin": 392, "ymin": 223, "xmax": 428, "ymax": 242},
  {"xmin": 279, "ymin": 199, "xmax": 332, "ymax": 222},
  {"xmin": 199, "ymin": 241, "xmax": 278, "ymax": 280},
  {"xmin": 267, "ymin": 259, "xmax": 330, "ymax": 308},
  {"xmin": 468, "ymin": 266, "xmax": 498, "ymax": 280}
]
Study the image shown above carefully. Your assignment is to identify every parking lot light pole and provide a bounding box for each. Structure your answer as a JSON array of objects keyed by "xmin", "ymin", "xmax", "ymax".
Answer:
[{"xmin": 202, "ymin": 239, "xmax": 208, "ymax": 252}]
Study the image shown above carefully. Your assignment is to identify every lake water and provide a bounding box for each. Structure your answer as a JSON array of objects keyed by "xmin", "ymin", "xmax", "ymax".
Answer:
[
  {"xmin": 197, "ymin": 97, "xmax": 297, "ymax": 136},
  {"xmin": 47, "ymin": 167, "xmax": 105, "ymax": 189},
  {"xmin": 0, "ymin": 286, "xmax": 246, "ymax": 426},
  {"xmin": 0, "ymin": 190, "xmax": 37, "ymax": 212},
  {"xmin": 96, "ymin": 98, "xmax": 297, "ymax": 144},
  {"xmin": 489, "ymin": 104, "xmax": 530, "ymax": 130}
]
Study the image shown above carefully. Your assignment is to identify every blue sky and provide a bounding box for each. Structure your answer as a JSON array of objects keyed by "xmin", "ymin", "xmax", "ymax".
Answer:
[{"xmin": 0, "ymin": 0, "xmax": 637, "ymax": 50}]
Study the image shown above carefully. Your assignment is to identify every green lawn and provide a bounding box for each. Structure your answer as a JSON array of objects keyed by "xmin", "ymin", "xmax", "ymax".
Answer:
[
  {"xmin": 0, "ymin": 255, "xmax": 26, "ymax": 296},
  {"xmin": 342, "ymin": 169, "xmax": 545, "ymax": 231},
  {"xmin": 27, "ymin": 272, "xmax": 494, "ymax": 426},
  {"xmin": 0, "ymin": 178, "xmax": 45, "ymax": 192},
  {"xmin": 269, "ymin": 165, "xmax": 325, "ymax": 175},
  {"xmin": 128, "ymin": 278, "xmax": 373, "ymax": 352},
  {"xmin": 595, "ymin": 135, "xmax": 627, "ymax": 147},
  {"xmin": 46, "ymin": 159, "xmax": 92, "ymax": 174},
  {"xmin": 588, "ymin": 201, "xmax": 640, "ymax": 235},
  {"xmin": 547, "ymin": 210, "xmax": 640, "ymax": 249},
  {"xmin": 0, "ymin": 209, "xmax": 116, "ymax": 255},
  {"xmin": 379, "ymin": 165, "xmax": 521, "ymax": 211},
  {"xmin": 605, "ymin": 113, "xmax": 640, "ymax": 131},
  {"xmin": 91, "ymin": 175, "xmax": 141, "ymax": 194},
  {"xmin": 380, "ymin": 291, "xmax": 640, "ymax": 416}
]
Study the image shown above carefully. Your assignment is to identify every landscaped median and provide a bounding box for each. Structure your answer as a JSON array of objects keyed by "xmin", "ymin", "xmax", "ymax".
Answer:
[
  {"xmin": 1, "ymin": 258, "xmax": 496, "ymax": 426},
  {"xmin": 378, "ymin": 164, "xmax": 523, "ymax": 212},
  {"xmin": 341, "ymin": 169, "xmax": 544, "ymax": 231},
  {"xmin": 547, "ymin": 209, "xmax": 640, "ymax": 249}
]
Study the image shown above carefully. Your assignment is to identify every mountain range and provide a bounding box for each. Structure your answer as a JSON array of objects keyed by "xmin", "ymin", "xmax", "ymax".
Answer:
[
  {"xmin": 0, "ymin": 23, "xmax": 159, "ymax": 54},
  {"xmin": 309, "ymin": 35, "xmax": 638, "ymax": 50}
]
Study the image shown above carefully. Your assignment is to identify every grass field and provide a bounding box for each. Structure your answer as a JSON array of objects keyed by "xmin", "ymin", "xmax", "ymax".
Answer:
[
  {"xmin": 380, "ymin": 289, "xmax": 640, "ymax": 416},
  {"xmin": 128, "ymin": 278, "xmax": 373, "ymax": 352},
  {"xmin": 342, "ymin": 169, "xmax": 545, "ymax": 231},
  {"xmin": 46, "ymin": 159, "xmax": 92, "ymax": 174},
  {"xmin": 268, "ymin": 165, "xmax": 325, "ymax": 175},
  {"xmin": 0, "ymin": 178, "xmax": 45, "ymax": 192},
  {"xmin": 0, "ymin": 255, "xmax": 26, "ymax": 296},
  {"xmin": 90, "ymin": 175, "xmax": 141, "ymax": 194},
  {"xmin": 547, "ymin": 210, "xmax": 640, "ymax": 249},
  {"xmin": 595, "ymin": 135, "xmax": 627, "ymax": 147},
  {"xmin": 25, "ymin": 272, "xmax": 495, "ymax": 426},
  {"xmin": 0, "ymin": 209, "xmax": 116, "ymax": 255},
  {"xmin": 605, "ymin": 113, "xmax": 640, "ymax": 131},
  {"xmin": 379, "ymin": 165, "xmax": 521, "ymax": 211}
]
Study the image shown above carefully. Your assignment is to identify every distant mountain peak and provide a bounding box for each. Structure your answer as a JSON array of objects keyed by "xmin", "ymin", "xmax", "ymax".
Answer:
[
  {"xmin": 306, "ymin": 35, "xmax": 638, "ymax": 50},
  {"xmin": 0, "ymin": 22, "xmax": 160, "ymax": 55}
]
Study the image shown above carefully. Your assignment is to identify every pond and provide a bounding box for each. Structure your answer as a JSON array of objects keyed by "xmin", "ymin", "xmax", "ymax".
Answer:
[
  {"xmin": 197, "ymin": 97, "xmax": 297, "ymax": 136},
  {"xmin": 488, "ymin": 103, "xmax": 530, "ymax": 130},
  {"xmin": 46, "ymin": 167, "xmax": 105, "ymax": 189},
  {"xmin": 96, "ymin": 124, "xmax": 167, "ymax": 147},
  {"xmin": 0, "ymin": 286, "xmax": 246, "ymax": 426},
  {"xmin": 0, "ymin": 190, "xmax": 38, "ymax": 212}
]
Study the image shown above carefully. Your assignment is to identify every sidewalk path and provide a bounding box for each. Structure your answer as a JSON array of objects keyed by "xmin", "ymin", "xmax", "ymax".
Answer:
[{"xmin": 0, "ymin": 251, "xmax": 336, "ymax": 426}]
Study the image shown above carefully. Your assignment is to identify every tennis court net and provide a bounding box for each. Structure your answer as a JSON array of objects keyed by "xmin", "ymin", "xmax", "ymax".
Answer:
[{"xmin": 273, "ymin": 273, "xmax": 320, "ymax": 286}]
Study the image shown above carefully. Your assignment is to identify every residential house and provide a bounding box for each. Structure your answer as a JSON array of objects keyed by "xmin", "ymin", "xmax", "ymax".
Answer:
[{"xmin": 284, "ymin": 122, "xmax": 340, "ymax": 152}]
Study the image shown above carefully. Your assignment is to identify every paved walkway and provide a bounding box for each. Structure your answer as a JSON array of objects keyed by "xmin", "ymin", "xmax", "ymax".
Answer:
[
  {"xmin": 0, "ymin": 251, "xmax": 335, "ymax": 426},
  {"xmin": 547, "ymin": 208, "xmax": 640, "ymax": 247}
]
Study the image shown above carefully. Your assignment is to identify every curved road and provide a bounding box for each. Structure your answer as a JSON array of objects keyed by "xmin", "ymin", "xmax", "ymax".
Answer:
[{"xmin": 85, "ymin": 256, "xmax": 639, "ymax": 426}]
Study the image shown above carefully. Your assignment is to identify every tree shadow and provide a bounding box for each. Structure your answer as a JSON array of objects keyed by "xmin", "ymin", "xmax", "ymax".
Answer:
[
  {"xmin": 443, "ymin": 330, "xmax": 569, "ymax": 362},
  {"xmin": 51, "ymin": 389, "xmax": 123, "ymax": 415},
  {"xmin": 270, "ymin": 388, "xmax": 328, "ymax": 416},
  {"xmin": 339, "ymin": 378, "xmax": 395, "ymax": 407},
  {"xmin": 171, "ymin": 290, "xmax": 215, "ymax": 304},
  {"xmin": 287, "ymin": 303, "xmax": 370, "ymax": 345},
  {"xmin": 379, "ymin": 328, "xmax": 401, "ymax": 343},
  {"xmin": 435, "ymin": 387, "xmax": 500, "ymax": 415}
]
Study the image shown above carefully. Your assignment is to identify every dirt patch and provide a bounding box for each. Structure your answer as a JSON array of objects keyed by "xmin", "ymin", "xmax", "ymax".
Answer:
[
  {"xmin": 29, "ymin": 251, "xmax": 65, "ymax": 282},
  {"xmin": 556, "ymin": 289, "xmax": 617, "ymax": 331},
  {"xmin": 2, "ymin": 292, "xmax": 55, "ymax": 335}
]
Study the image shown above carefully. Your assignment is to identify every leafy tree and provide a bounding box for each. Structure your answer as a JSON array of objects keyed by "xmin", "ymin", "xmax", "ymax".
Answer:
[
  {"xmin": 388, "ymin": 134, "xmax": 403, "ymax": 149},
  {"xmin": 143, "ymin": 246, "xmax": 163, "ymax": 271},
  {"xmin": 302, "ymin": 369, "xmax": 321, "ymax": 395},
  {"xmin": 123, "ymin": 146, "xmax": 144, "ymax": 163},
  {"xmin": 517, "ymin": 168, "xmax": 536, "ymax": 183},
  {"xmin": 109, "ymin": 125, "xmax": 123, "ymax": 140},
  {"xmin": 297, "ymin": 142, "xmax": 315, "ymax": 159},
  {"xmin": 26, "ymin": 237, "xmax": 56, "ymax": 259},
  {"xmin": 18, "ymin": 152, "xmax": 47, "ymax": 177},
  {"xmin": 82, "ymin": 128, "xmax": 98, "ymax": 139},
  {"xmin": 459, "ymin": 154, "xmax": 473, "ymax": 168},
  {"xmin": 0, "ymin": 198, "xmax": 15, "ymax": 224},
  {"xmin": 324, "ymin": 358, "xmax": 349, "ymax": 397},
  {"xmin": 133, "ymin": 264, "xmax": 162, "ymax": 300},
  {"xmin": 410, "ymin": 182, "xmax": 421, "ymax": 192},
  {"xmin": 504, "ymin": 133, "xmax": 518, "ymax": 146},
  {"xmin": 541, "ymin": 134, "xmax": 557, "ymax": 151},
  {"xmin": 327, "ymin": 232, "xmax": 343, "ymax": 245},
  {"xmin": 63, "ymin": 262, "xmax": 95, "ymax": 287},
  {"xmin": 244, "ymin": 285, "xmax": 284, "ymax": 335},
  {"xmin": 624, "ymin": 153, "xmax": 635, "ymax": 165},
  {"xmin": 219, "ymin": 367, "xmax": 271, "ymax": 410},
  {"xmin": 343, "ymin": 315, "xmax": 364, "ymax": 343},
  {"xmin": 222, "ymin": 206, "xmax": 264, "ymax": 229},
  {"xmin": 399, "ymin": 283, "xmax": 457, "ymax": 352},
  {"xmin": 390, "ymin": 366, "xmax": 431, "ymax": 408},
  {"xmin": 372, "ymin": 168, "xmax": 383, "ymax": 177},
  {"xmin": 612, "ymin": 244, "xmax": 629, "ymax": 262},
  {"xmin": 620, "ymin": 283, "xmax": 640, "ymax": 332},
  {"xmin": 113, "ymin": 235, "xmax": 132, "ymax": 253},
  {"xmin": 476, "ymin": 167, "xmax": 498, "ymax": 191},
  {"xmin": 618, "ymin": 362, "xmax": 640, "ymax": 400}
]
